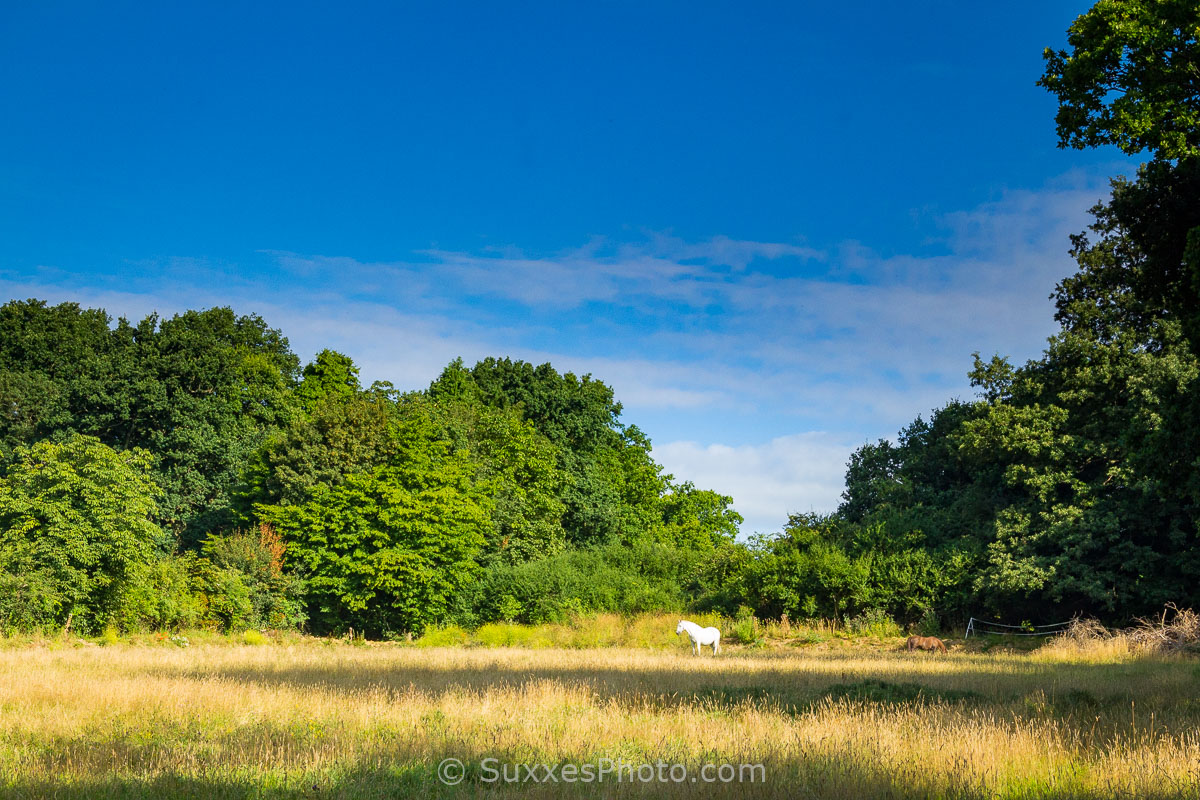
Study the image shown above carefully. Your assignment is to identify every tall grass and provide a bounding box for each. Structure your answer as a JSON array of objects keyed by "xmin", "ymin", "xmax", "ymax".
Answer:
[
  {"xmin": 417, "ymin": 612, "xmax": 854, "ymax": 650},
  {"xmin": 419, "ymin": 612, "xmax": 731, "ymax": 650},
  {"xmin": 1, "ymin": 636, "xmax": 1199, "ymax": 798}
]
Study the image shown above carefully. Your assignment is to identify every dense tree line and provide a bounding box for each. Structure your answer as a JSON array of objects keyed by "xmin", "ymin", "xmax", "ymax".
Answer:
[{"xmin": 0, "ymin": 314, "xmax": 741, "ymax": 635}]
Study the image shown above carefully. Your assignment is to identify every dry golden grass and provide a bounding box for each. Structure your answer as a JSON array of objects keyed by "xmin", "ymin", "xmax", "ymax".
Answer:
[{"xmin": 1, "ymin": 633, "xmax": 1198, "ymax": 798}]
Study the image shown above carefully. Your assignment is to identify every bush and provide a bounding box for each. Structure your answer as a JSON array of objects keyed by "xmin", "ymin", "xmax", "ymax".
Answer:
[
  {"xmin": 416, "ymin": 624, "xmax": 471, "ymax": 647},
  {"xmin": 914, "ymin": 607, "xmax": 941, "ymax": 637},
  {"xmin": 845, "ymin": 608, "xmax": 903, "ymax": 638},
  {"xmin": 113, "ymin": 555, "xmax": 203, "ymax": 632},
  {"xmin": 198, "ymin": 525, "xmax": 306, "ymax": 631},
  {"xmin": 241, "ymin": 629, "xmax": 268, "ymax": 646},
  {"xmin": 475, "ymin": 541, "xmax": 691, "ymax": 624},
  {"xmin": 732, "ymin": 612, "xmax": 764, "ymax": 646},
  {"xmin": 473, "ymin": 621, "xmax": 563, "ymax": 648},
  {"xmin": 474, "ymin": 622, "xmax": 524, "ymax": 647},
  {"xmin": 196, "ymin": 561, "xmax": 255, "ymax": 632}
]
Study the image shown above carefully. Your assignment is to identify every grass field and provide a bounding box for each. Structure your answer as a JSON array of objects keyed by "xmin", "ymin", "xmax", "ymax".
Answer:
[{"xmin": 2, "ymin": 623, "xmax": 1198, "ymax": 799}]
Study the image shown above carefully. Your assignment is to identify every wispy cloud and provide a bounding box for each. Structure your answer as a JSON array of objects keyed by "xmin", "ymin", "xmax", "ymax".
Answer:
[{"xmin": 0, "ymin": 171, "xmax": 1112, "ymax": 534}]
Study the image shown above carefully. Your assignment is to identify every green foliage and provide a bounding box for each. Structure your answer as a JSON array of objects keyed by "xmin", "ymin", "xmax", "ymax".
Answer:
[
  {"xmin": 431, "ymin": 398, "xmax": 567, "ymax": 563},
  {"xmin": 428, "ymin": 358, "xmax": 681, "ymax": 547},
  {"xmin": 731, "ymin": 612, "xmax": 764, "ymax": 646},
  {"xmin": 240, "ymin": 387, "xmax": 396, "ymax": 509},
  {"xmin": 0, "ymin": 301, "xmax": 299, "ymax": 543},
  {"xmin": 241, "ymin": 629, "xmax": 268, "ymax": 646},
  {"xmin": 722, "ymin": 511, "xmax": 973, "ymax": 624},
  {"xmin": 0, "ymin": 569, "xmax": 61, "ymax": 634},
  {"xmin": 0, "ymin": 435, "xmax": 164, "ymax": 633},
  {"xmin": 653, "ymin": 481, "xmax": 742, "ymax": 552},
  {"xmin": 496, "ymin": 595, "xmax": 522, "ymax": 622},
  {"xmin": 914, "ymin": 608, "xmax": 941, "ymax": 637},
  {"xmin": 416, "ymin": 624, "xmax": 471, "ymax": 647},
  {"xmin": 294, "ymin": 349, "xmax": 361, "ymax": 410},
  {"xmin": 844, "ymin": 608, "xmax": 902, "ymax": 638},
  {"xmin": 472, "ymin": 540, "xmax": 693, "ymax": 624},
  {"xmin": 260, "ymin": 403, "xmax": 492, "ymax": 635},
  {"xmin": 197, "ymin": 524, "xmax": 306, "ymax": 631},
  {"xmin": 0, "ymin": 300, "xmax": 752, "ymax": 637},
  {"xmin": 114, "ymin": 554, "xmax": 204, "ymax": 632},
  {"xmin": 1039, "ymin": 0, "xmax": 1200, "ymax": 161}
]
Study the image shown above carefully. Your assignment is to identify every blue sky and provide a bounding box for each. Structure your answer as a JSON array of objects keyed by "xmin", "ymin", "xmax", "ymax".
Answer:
[{"xmin": 1, "ymin": 2, "xmax": 1133, "ymax": 533}]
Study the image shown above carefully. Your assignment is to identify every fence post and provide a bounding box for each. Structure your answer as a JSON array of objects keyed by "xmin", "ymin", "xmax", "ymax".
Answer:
[{"xmin": 965, "ymin": 618, "xmax": 974, "ymax": 639}]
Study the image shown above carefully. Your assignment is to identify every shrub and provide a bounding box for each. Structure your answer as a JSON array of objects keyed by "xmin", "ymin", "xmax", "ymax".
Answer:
[
  {"xmin": 732, "ymin": 612, "xmax": 764, "ymax": 646},
  {"xmin": 914, "ymin": 607, "xmax": 941, "ymax": 637},
  {"xmin": 845, "ymin": 608, "xmax": 903, "ymax": 638},
  {"xmin": 195, "ymin": 561, "xmax": 255, "ymax": 632},
  {"xmin": 497, "ymin": 595, "xmax": 522, "ymax": 622},
  {"xmin": 242, "ymin": 629, "xmax": 268, "ymax": 646},
  {"xmin": 475, "ymin": 541, "xmax": 691, "ymax": 624},
  {"xmin": 416, "ymin": 624, "xmax": 470, "ymax": 647},
  {"xmin": 113, "ymin": 555, "xmax": 203, "ymax": 632},
  {"xmin": 474, "ymin": 622, "xmax": 524, "ymax": 647},
  {"xmin": 198, "ymin": 525, "xmax": 306, "ymax": 631},
  {"xmin": 0, "ymin": 569, "xmax": 61, "ymax": 634}
]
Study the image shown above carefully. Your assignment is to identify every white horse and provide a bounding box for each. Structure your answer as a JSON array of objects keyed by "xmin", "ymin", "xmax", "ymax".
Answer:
[{"xmin": 676, "ymin": 619, "xmax": 721, "ymax": 655}]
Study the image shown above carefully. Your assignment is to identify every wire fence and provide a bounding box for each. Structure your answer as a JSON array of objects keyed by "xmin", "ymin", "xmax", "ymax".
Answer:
[{"xmin": 964, "ymin": 617, "xmax": 1074, "ymax": 638}]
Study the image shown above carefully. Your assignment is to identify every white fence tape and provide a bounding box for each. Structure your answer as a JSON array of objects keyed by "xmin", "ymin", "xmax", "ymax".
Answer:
[{"xmin": 964, "ymin": 617, "xmax": 1074, "ymax": 638}]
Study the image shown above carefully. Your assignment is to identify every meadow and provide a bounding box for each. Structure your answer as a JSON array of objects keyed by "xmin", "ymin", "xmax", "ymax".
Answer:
[{"xmin": 1, "ymin": 618, "xmax": 1198, "ymax": 799}]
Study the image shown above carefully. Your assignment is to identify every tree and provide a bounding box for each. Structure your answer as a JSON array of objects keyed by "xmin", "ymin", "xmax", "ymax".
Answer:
[
  {"xmin": 655, "ymin": 482, "xmax": 743, "ymax": 552},
  {"xmin": 428, "ymin": 358, "xmax": 654, "ymax": 545},
  {"xmin": 1041, "ymin": 3, "xmax": 1200, "ymax": 346},
  {"xmin": 240, "ymin": 389, "xmax": 396, "ymax": 509},
  {"xmin": 0, "ymin": 434, "xmax": 164, "ymax": 632},
  {"xmin": 125, "ymin": 308, "xmax": 299, "ymax": 540},
  {"xmin": 431, "ymin": 397, "xmax": 567, "ymax": 563},
  {"xmin": 1039, "ymin": 0, "xmax": 1200, "ymax": 162},
  {"xmin": 258, "ymin": 402, "xmax": 492, "ymax": 635},
  {"xmin": 0, "ymin": 301, "xmax": 300, "ymax": 543},
  {"xmin": 295, "ymin": 349, "xmax": 361, "ymax": 411},
  {"xmin": 0, "ymin": 300, "xmax": 114, "ymax": 460}
]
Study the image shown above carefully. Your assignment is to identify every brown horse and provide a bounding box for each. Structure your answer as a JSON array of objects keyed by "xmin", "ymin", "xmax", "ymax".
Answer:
[{"xmin": 906, "ymin": 635, "xmax": 947, "ymax": 654}]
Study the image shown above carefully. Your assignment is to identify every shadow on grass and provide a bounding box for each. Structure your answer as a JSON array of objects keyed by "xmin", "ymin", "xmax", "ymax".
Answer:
[
  {"xmin": 6, "ymin": 752, "xmax": 1199, "ymax": 800},
  {"xmin": 155, "ymin": 653, "xmax": 1174, "ymax": 719}
]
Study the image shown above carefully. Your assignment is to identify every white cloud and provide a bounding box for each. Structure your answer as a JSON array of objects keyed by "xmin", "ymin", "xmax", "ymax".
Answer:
[{"xmin": 654, "ymin": 433, "xmax": 861, "ymax": 536}]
